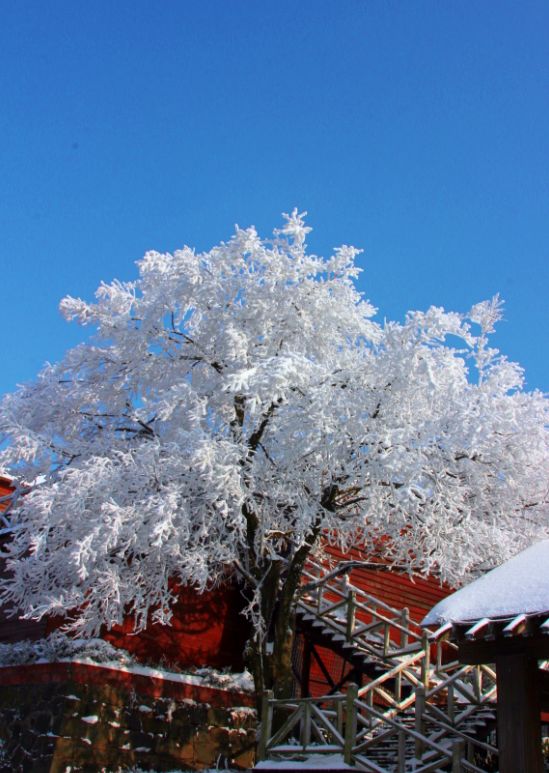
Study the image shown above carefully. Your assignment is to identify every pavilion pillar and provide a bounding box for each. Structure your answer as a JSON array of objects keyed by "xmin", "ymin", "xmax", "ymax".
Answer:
[{"xmin": 495, "ymin": 651, "xmax": 543, "ymax": 773}]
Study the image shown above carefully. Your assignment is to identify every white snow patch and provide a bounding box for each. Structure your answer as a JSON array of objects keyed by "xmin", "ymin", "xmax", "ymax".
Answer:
[
  {"xmin": 0, "ymin": 633, "xmax": 135, "ymax": 668},
  {"xmin": 423, "ymin": 540, "xmax": 549, "ymax": 625},
  {"xmin": 230, "ymin": 707, "xmax": 256, "ymax": 719},
  {"xmin": 63, "ymin": 658, "xmax": 253, "ymax": 693},
  {"xmin": 81, "ymin": 715, "xmax": 99, "ymax": 724}
]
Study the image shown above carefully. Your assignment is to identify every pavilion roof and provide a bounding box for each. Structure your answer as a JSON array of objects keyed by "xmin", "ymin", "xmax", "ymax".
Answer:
[{"xmin": 422, "ymin": 540, "xmax": 549, "ymax": 642}]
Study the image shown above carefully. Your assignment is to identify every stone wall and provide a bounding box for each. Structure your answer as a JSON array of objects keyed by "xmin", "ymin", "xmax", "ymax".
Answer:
[{"xmin": 0, "ymin": 662, "xmax": 256, "ymax": 772}]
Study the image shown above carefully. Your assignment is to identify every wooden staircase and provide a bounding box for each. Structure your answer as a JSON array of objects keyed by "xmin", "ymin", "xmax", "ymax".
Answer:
[{"xmin": 256, "ymin": 564, "xmax": 499, "ymax": 772}]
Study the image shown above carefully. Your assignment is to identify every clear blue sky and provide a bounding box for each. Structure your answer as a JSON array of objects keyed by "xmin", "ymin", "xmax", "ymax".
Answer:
[{"xmin": 1, "ymin": 1, "xmax": 548, "ymax": 395}]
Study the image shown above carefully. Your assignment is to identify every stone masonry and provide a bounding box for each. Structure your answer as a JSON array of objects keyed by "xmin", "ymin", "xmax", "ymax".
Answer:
[{"xmin": 0, "ymin": 663, "xmax": 256, "ymax": 772}]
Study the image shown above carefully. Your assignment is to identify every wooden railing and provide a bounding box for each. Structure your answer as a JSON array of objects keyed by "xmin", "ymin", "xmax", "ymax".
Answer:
[
  {"xmin": 300, "ymin": 563, "xmax": 425, "ymax": 660},
  {"xmin": 258, "ymin": 684, "xmax": 497, "ymax": 771},
  {"xmin": 258, "ymin": 691, "xmax": 353, "ymax": 764}
]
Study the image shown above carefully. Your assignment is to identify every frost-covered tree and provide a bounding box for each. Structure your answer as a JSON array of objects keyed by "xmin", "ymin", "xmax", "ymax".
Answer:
[{"xmin": 1, "ymin": 211, "xmax": 548, "ymax": 699}]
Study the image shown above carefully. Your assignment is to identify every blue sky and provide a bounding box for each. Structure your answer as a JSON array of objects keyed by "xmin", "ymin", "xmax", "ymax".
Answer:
[{"xmin": 1, "ymin": 1, "xmax": 548, "ymax": 395}]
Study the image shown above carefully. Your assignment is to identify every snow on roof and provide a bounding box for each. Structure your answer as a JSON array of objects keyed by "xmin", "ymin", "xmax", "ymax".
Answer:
[{"xmin": 422, "ymin": 540, "xmax": 549, "ymax": 626}]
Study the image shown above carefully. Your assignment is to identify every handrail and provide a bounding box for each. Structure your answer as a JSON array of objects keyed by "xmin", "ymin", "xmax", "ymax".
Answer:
[{"xmin": 298, "ymin": 571, "xmax": 423, "ymax": 660}]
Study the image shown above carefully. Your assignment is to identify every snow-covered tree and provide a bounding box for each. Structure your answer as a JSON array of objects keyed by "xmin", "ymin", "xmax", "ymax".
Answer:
[{"xmin": 1, "ymin": 211, "xmax": 548, "ymax": 699}]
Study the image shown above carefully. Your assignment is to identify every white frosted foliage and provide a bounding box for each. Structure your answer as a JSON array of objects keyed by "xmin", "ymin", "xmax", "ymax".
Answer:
[{"xmin": 0, "ymin": 210, "xmax": 548, "ymax": 637}]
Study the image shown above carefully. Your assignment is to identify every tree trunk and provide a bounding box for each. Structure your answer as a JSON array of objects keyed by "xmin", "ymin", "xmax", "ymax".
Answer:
[
  {"xmin": 246, "ymin": 548, "xmax": 317, "ymax": 713},
  {"xmin": 271, "ymin": 612, "xmax": 296, "ymax": 700},
  {"xmin": 246, "ymin": 615, "xmax": 297, "ymax": 717},
  {"xmin": 243, "ymin": 510, "xmax": 324, "ymax": 715}
]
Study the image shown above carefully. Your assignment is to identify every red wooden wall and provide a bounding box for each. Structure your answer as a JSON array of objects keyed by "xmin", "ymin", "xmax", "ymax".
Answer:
[
  {"xmin": 100, "ymin": 582, "xmax": 251, "ymax": 670},
  {"xmin": 325, "ymin": 542, "xmax": 453, "ymax": 623},
  {"xmin": 0, "ymin": 476, "xmax": 12, "ymax": 516}
]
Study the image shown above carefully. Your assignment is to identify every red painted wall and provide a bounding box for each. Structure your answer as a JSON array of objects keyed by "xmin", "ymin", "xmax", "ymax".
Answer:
[
  {"xmin": 101, "ymin": 582, "xmax": 251, "ymax": 670},
  {"xmin": 324, "ymin": 543, "xmax": 452, "ymax": 624},
  {"xmin": 0, "ymin": 476, "xmax": 12, "ymax": 513},
  {"xmin": 0, "ymin": 476, "xmax": 251, "ymax": 668},
  {"xmin": 104, "ymin": 543, "xmax": 452, "ymax": 677}
]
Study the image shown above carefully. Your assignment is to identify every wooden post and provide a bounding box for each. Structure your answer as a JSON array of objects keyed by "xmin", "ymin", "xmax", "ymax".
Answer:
[
  {"xmin": 301, "ymin": 638, "xmax": 311, "ymax": 698},
  {"xmin": 315, "ymin": 564, "xmax": 323, "ymax": 612},
  {"xmin": 495, "ymin": 652, "xmax": 544, "ymax": 773},
  {"xmin": 447, "ymin": 683, "xmax": 454, "ymax": 723},
  {"xmin": 400, "ymin": 607, "xmax": 410, "ymax": 649},
  {"xmin": 300, "ymin": 700, "xmax": 311, "ymax": 748},
  {"xmin": 414, "ymin": 685, "xmax": 425, "ymax": 760},
  {"xmin": 452, "ymin": 739, "xmax": 465, "ymax": 772},
  {"xmin": 383, "ymin": 621, "xmax": 391, "ymax": 656},
  {"xmin": 473, "ymin": 665, "xmax": 482, "ymax": 702},
  {"xmin": 365, "ymin": 686, "xmax": 374, "ymax": 730},
  {"xmin": 344, "ymin": 683, "xmax": 358, "ymax": 765},
  {"xmin": 258, "ymin": 690, "xmax": 274, "ymax": 761},
  {"xmin": 346, "ymin": 590, "xmax": 356, "ymax": 641},
  {"xmin": 421, "ymin": 631, "xmax": 431, "ymax": 688},
  {"xmin": 397, "ymin": 728, "xmax": 406, "ymax": 773},
  {"xmin": 396, "ymin": 608, "xmax": 409, "ymax": 701},
  {"xmin": 395, "ymin": 667, "xmax": 402, "ymax": 703}
]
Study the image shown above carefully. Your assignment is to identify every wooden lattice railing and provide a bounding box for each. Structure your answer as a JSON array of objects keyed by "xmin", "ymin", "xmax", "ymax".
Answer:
[
  {"xmin": 300, "ymin": 562, "xmax": 426, "ymax": 660},
  {"xmin": 258, "ymin": 568, "xmax": 499, "ymax": 771},
  {"xmin": 258, "ymin": 685, "xmax": 496, "ymax": 771}
]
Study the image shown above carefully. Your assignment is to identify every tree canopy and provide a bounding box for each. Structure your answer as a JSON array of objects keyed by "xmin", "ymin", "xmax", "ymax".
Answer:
[{"xmin": 1, "ymin": 212, "xmax": 548, "ymax": 693}]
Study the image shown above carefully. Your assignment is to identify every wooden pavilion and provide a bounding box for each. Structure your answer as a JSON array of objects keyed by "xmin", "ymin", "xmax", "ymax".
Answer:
[{"xmin": 423, "ymin": 540, "xmax": 549, "ymax": 773}]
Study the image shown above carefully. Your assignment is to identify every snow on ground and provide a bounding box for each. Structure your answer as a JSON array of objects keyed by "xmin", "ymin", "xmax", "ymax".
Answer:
[
  {"xmin": 121, "ymin": 760, "xmax": 353, "ymax": 773},
  {"xmin": 423, "ymin": 539, "xmax": 549, "ymax": 625},
  {"xmin": 63, "ymin": 658, "xmax": 254, "ymax": 692},
  {"xmin": 254, "ymin": 754, "xmax": 353, "ymax": 769}
]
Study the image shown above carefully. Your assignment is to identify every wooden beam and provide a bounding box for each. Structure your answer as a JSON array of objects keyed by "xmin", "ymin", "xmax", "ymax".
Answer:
[
  {"xmin": 495, "ymin": 652, "xmax": 543, "ymax": 773},
  {"xmin": 458, "ymin": 634, "xmax": 549, "ymax": 664}
]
